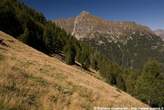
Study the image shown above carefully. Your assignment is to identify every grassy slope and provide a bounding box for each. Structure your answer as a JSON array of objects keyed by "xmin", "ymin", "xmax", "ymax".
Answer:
[{"xmin": 0, "ymin": 31, "xmax": 148, "ymax": 110}]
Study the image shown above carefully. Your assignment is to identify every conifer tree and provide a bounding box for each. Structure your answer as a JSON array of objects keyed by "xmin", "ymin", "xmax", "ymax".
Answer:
[{"xmin": 64, "ymin": 43, "xmax": 76, "ymax": 65}]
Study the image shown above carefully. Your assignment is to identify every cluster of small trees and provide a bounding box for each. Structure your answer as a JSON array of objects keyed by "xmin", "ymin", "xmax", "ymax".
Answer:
[
  {"xmin": 0, "ymin": 0, "xmax": 163, "ymax": 107},
  {"xmin": 134, "ymin": 60, "xmax": 164, "ymax": 107},
  {"xmin": 97, "ymin": 57, "xmax": 164, "ymax": 107}
]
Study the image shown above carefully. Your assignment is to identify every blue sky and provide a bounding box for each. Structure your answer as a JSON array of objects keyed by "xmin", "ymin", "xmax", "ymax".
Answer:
[{"xmin": 23, "ymin": 0, "xmax": 164, "ymax": 30}]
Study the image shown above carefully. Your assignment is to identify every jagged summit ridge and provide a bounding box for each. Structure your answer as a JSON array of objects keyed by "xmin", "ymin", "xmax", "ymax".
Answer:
[
  {"xmin": 79, "ymin": 10, "xmax": 91, "ymax": 16},
  {"xmin": 72, "ymin": 11, "xmax": 97, "ymax": 39},
  {"xmin": 55, "ymin": 11, "xmax": 154, "ymax": 41}
]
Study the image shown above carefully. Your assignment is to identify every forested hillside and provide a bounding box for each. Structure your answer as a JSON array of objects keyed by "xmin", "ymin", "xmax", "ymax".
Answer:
[{"xmin": 0, "ymin": 0, "xmax": 163, "ymax": 107}]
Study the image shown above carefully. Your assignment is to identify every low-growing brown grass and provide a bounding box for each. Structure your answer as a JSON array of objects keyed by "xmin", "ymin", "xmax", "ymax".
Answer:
[{"xmin": 0, "ymin": 31, "xmax": 148, "ymax": 110}]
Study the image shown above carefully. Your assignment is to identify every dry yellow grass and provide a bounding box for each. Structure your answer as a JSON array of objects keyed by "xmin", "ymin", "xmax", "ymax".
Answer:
[{"xmin": 0, "ymin": 31, "xmax": 148, "ymax": 110}]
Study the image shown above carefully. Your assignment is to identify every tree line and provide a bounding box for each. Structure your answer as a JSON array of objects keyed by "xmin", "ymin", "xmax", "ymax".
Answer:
[{"xmin": 0, "ymin": 0, "xmax": 163, "ymax": 107}]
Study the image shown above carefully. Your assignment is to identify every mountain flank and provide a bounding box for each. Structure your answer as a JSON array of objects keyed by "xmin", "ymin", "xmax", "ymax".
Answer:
[
  {"xmin": 155, "ymin": 29, "xmax": 164, "ymax": 41},
  {"xmin": 0, "ymin": 31, "xmax": 148, "ymax": 109},
  {"xmin": 54, "ymin": 11, "xmax": 164, "ymax": 69}
]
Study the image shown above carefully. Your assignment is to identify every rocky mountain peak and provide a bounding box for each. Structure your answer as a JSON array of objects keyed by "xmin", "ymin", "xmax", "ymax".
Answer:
[
  {"xmin": 79, "ymin": 11, "xmax": 91, "ymax": 16},
  {"xmin": 54, "ymin": 11, "xmax": 156, "ymax": 41}
]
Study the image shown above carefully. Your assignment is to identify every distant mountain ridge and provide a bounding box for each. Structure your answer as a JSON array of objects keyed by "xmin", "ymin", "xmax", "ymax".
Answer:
[
  {"xmin": 54, "ymin": 11, "xmax": 164, "ymax": 69},
  {"xmin": 55, "ymin": 11, "xmax": 154, "ymax": 40}
]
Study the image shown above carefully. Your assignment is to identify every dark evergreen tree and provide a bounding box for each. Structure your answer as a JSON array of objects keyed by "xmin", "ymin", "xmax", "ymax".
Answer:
[
  {"xmin": 19, "ymin": 27, "xmax": 30, "ymax": 43},
  {"xmin": 123, "ymin": 69, "xmax": 138, "ymax": 95},
  {"xmin": 77, "ymin": 44, "xmax": 90, "ymax": 69},
  {"xmin": 0, "ymin": 1, "xmax": 23, "ymax": 37},
  {"xmin": 64, "ymin": 43, "xmax": 76, "ymax": 65}
]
